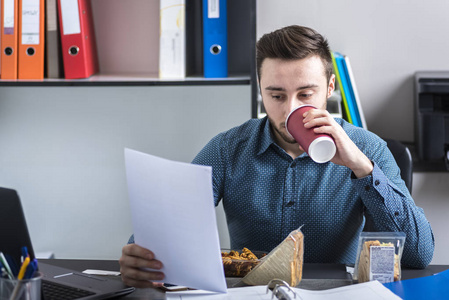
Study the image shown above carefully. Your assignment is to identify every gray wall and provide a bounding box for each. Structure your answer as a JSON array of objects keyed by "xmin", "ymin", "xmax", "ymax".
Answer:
[
  {"xmin": 0, "ymin": 85, "xmax": 248, "ymax": 259},
  {"xmin": 257, "ymin": 0, "xmax": 449, "ymax": 264}
]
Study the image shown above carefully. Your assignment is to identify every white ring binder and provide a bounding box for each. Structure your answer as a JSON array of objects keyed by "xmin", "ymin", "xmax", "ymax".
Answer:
[{"xmin": 266, "ymin": 279, "xmax": 302, "ymax": 300}]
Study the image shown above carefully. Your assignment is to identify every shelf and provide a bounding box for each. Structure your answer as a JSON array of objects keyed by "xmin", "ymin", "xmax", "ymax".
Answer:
[
  {"xmin": 0, "ymin": 0, "xmax": 256, "ymax": 89},
  {"xmin": 87, "ymin": 0, "xmax": 254, "ymax": 83},
  {"xmin": 0, "ymin": 74, "xmax": 251, "ymax": 87}
]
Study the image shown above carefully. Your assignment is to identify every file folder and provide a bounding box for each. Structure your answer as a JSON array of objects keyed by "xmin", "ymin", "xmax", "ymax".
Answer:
[
  {"xmin": 384, "ymin": 269, "xmax": 449, "ymax": 300},
  {"xmin": 1, "ymin": 0, "xmax": 19, "ymax": 79},
  {"xmin": 334, "ymin": 52, "xmax": 361, "ymax": 127},
  {"xmin": 202, "ymin": 0, "xmax": 227, "ymax": 78},
  {"xmin": 331, "ymin": 52, "xmax": 352, "ymax": 124},
  {"xmin": 45, "ymin": 0, "xmax": 63, "ymax": 78},
  {"xmin": 338, "ymin": 53, "xmax": 363, "ymax": 128},
  {"xmin": 58, "ymin": 0, "xmax": 98, "ymax": 79},
  {"xmin": 185, "ymin": 0, "xmax": 203, "ymax": 76},
  {"xmin": 159, "ymin": 0, "xmax": 186, "ymax": 79},
  {"xmin": 345, "ymin": 55, "xmax": 367, "ymax": 129},
  {"xmin": 18, "ymin": 0, "xmax": 45, "ymax": 79}
]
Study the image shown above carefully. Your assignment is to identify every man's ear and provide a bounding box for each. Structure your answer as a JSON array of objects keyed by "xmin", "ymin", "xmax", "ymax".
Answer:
[{"xmin": 327, "ymin": 74, "xmax": 336, "ymax": 98}]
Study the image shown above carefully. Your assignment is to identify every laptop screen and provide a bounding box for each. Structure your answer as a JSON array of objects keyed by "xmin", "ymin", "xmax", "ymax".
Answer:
[
  {"xmin": 0, "ymin": 187, "xmax": 136, "ymax": 299},
  {"xmin": 0, "ymin": 187, "xmax": 36, "ymax": 269}
]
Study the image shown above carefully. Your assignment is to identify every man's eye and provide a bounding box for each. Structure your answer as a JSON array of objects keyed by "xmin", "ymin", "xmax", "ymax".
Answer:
[
  {"xmin": 271, "ymin": 94, "xmax": 284, "ymax": 100},
  {"xmin": 300, "ymin": 94, "xmax": 312, "ymax": 98}
]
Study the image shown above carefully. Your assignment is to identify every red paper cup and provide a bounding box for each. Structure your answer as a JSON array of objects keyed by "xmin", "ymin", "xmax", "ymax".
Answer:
[{"xmin": 285, "ymin": 105, "xmax": 336, "ymax": 163}]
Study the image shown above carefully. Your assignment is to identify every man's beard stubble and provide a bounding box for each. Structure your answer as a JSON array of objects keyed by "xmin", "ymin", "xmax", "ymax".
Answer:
[{"xmin": 267, "ymin": 115, "xmax": 297, "ymax": 145}]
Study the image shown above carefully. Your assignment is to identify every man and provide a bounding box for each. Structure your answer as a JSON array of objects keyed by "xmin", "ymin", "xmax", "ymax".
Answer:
[{"xmin": 119, "ymin": 25, "xmax": 434, "ymax": 288}]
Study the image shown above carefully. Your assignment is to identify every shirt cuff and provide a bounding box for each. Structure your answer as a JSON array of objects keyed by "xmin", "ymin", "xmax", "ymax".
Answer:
[{"xmin": 351, "ymin": 162, "xmax": 405, "ymax": 222}]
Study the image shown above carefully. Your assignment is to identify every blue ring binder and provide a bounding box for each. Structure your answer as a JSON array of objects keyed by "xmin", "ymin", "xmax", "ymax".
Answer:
[{"xmin": 202, "ymin": 0, "xmax": 228, "ymax": 78}]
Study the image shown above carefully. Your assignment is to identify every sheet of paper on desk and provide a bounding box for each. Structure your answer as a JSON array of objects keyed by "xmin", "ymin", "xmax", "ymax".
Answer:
[
  {"xmin": 124, "ymin": 148, "xmax": 227, "ymax": 293},
  {"xmin": 166, "ymin": 286, "xmax": 272, "ymax": 300},
  {"xmin": 165, "ymin": 280, "xmax": 401, "ymax": 299}
]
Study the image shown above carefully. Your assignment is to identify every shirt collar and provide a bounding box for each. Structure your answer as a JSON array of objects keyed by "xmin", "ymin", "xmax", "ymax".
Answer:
[
  {"xmin": 257, "ymin": 116, "xmax": 310, "ymax": 160},
  {"xmin": 257, "ymin": 117, "xmax": 277, "ymax": 156}
]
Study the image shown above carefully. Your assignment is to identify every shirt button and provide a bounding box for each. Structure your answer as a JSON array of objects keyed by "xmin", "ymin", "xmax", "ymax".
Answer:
[
  {"xmin": 375, "ymin": 180, "xmax": 380, "ymax": 186},
  {"xmin": 286, "ymin": 201, "xmax": 295, "ymax": 207},
  {"xmin": 290, "ymin": 161, "xmax": 296, "ymax": 168},
  {"xmin": 394, "ymin": 211, "xmax": 399, "ymax": 216},
  {"xmin": 365, "ymin": 185, "xmax": 371, "ymax": 191}
]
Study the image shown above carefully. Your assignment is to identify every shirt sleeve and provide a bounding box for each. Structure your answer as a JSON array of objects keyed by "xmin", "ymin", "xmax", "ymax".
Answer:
[
  {"xmin": 128, "ymin": 234, "xmax": 134, "ymax": 244},
  {"xmin": 191, "ymin": 133, "xmax": 226, "ymax": 206},
  {"xmin": 351, "ymin": 141, "xmax": 435, "ymax": 268}
]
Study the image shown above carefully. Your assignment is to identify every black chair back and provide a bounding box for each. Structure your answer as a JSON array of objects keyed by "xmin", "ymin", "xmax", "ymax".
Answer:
[{"xmin": 384, "ymin": 138, "xmax": 413, "ymax": 193}]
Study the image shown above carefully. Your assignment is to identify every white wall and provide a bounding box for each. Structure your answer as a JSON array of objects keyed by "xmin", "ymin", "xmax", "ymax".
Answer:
[
  {"xmin": 257, "ymin": 0, "xmax": 449, "ymax": 264},
  {"xmin": 2, "ymin": 0, "xmax": 448, "ymax": 266},
  {"xmin": 0, "ymin": 85, "xmax": 248, "ymax": 259}
]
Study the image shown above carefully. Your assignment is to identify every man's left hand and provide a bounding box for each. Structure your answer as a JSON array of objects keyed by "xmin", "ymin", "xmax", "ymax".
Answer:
[{"xmin": 302, "ymin": 109, "xmax": 373, "ymax": 178}]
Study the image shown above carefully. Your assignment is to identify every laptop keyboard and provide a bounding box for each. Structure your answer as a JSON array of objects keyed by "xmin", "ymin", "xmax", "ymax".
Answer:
[{"xmin": 42, "ymin": 280, "xmax": 96, "ymax": 300}]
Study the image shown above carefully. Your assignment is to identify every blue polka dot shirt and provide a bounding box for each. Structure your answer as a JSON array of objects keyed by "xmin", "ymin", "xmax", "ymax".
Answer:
[{"xmin": 191, "ymin": 117, "xmax": 434, "ymax": 268}]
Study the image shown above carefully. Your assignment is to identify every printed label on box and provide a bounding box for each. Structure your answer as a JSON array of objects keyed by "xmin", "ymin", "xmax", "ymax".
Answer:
[{"xmin": 369, "ymin": 246, "xmax": 395, "ymax": 283}]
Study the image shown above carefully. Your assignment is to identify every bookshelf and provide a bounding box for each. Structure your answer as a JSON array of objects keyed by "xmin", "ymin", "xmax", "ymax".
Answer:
[{"xmin": 0, "ymin": 0, "xmax": 258, "ymax": 113}]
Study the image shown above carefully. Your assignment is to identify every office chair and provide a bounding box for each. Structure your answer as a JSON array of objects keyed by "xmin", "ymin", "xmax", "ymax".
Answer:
[
  {"xmin": 364, "ymin": 138, "xmax": 413, "ymax": 232},
  {"xmin": 384, "ymin": 138, "xmax": 413, "ymax": 194}
]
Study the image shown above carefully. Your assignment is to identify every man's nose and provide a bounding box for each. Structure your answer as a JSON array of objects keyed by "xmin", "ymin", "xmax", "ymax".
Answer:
[{"xmin": 287, "ymin": 98, "xmax": 301, "ymax": 114}]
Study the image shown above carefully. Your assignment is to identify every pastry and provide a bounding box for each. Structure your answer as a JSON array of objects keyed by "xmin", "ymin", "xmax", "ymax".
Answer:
[{"xmin": 222, "ymin": 248, "xmax": 265, "ymax": 277}]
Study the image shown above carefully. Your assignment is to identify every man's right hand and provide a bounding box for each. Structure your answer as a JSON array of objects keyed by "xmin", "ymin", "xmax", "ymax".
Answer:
[{"xmin": 119, "ymin": 244, "xmax": 165, "ymax": 288}]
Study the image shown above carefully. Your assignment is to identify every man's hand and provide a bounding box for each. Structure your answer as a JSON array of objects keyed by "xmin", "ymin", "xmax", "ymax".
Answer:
[
  {"xmin": 302, "ymin": 109, "xmax": 373, "ymax": 178},
  {"xmin": 119, "ymin": 244, "xmax": 165, "ymax": 288}
]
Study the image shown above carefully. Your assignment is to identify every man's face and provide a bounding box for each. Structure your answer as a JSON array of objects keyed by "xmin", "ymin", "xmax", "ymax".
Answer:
[{"xmin": 259, "ymin": 55, "xmax": 335, "ymax": 145}]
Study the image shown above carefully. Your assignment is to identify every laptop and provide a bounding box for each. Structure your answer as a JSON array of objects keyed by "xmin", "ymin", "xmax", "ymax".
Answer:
[{"xmin": 0, "ymin": 187, "xmax": 135, "ymax": 299}]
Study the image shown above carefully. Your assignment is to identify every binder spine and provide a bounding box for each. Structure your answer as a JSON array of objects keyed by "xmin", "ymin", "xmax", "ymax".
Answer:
[
  {"xmin": 58, "ymin": 0, "xmax": 98, "ymax": 79},
  {"xmin": 202, "ymin": 0, "xmax": 227, "ymax": 78},
  {"xmin": 331, "ymin": 51, "xmax": 352, "ymax": 124},
  {"xmin": 159, "ymin": 0, "xmax": 186, "ymax": 79},
  {"xmin": 335, "ymin": 53, "xmax": 361, "ymax": 127},
  {"xmin": 18, "ymin": 0, "xmax": 45, "ymax": 79},
  {"xmin": 45, "ymin": 0, "xmax": 64, "ymax": 78},
  {"xmin": 80, "ymin": 0, "xmax": 98, "ymax": 77},
  {"xmin": 1, "ymin": 0, "xmax": 19, "ymax": 79}
]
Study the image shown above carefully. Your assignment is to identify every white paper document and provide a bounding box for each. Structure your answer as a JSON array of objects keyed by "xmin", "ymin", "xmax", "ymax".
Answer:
[
  {"xmin": 82, "ymin": 269, "xmax": 121, "ymax": 276},
  {"xmin": 165, "ymin": 280, "xmax": 401, "ymax": 300},
  {"xmin": 124, "ymin": 148, "xmax": 227, "ymax": 293}
]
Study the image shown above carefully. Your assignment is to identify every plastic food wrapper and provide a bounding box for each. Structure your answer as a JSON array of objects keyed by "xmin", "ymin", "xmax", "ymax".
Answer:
[
  {"xmin": 353, "ymin": 232, "xmax": 406, "ymax": 284},
  {"xmin": 221, "ymin": 248, "xmax": 267, "ymax": 277},
  {"xmin": 241, "ymin": 227, "xmax": 304, "ymax": 287}
]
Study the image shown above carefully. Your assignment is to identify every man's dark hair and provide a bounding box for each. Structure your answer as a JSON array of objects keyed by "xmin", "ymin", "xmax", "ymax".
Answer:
[{"xmin": 256, "ymin": 25, "xmax": 333, "ymax": 82}]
